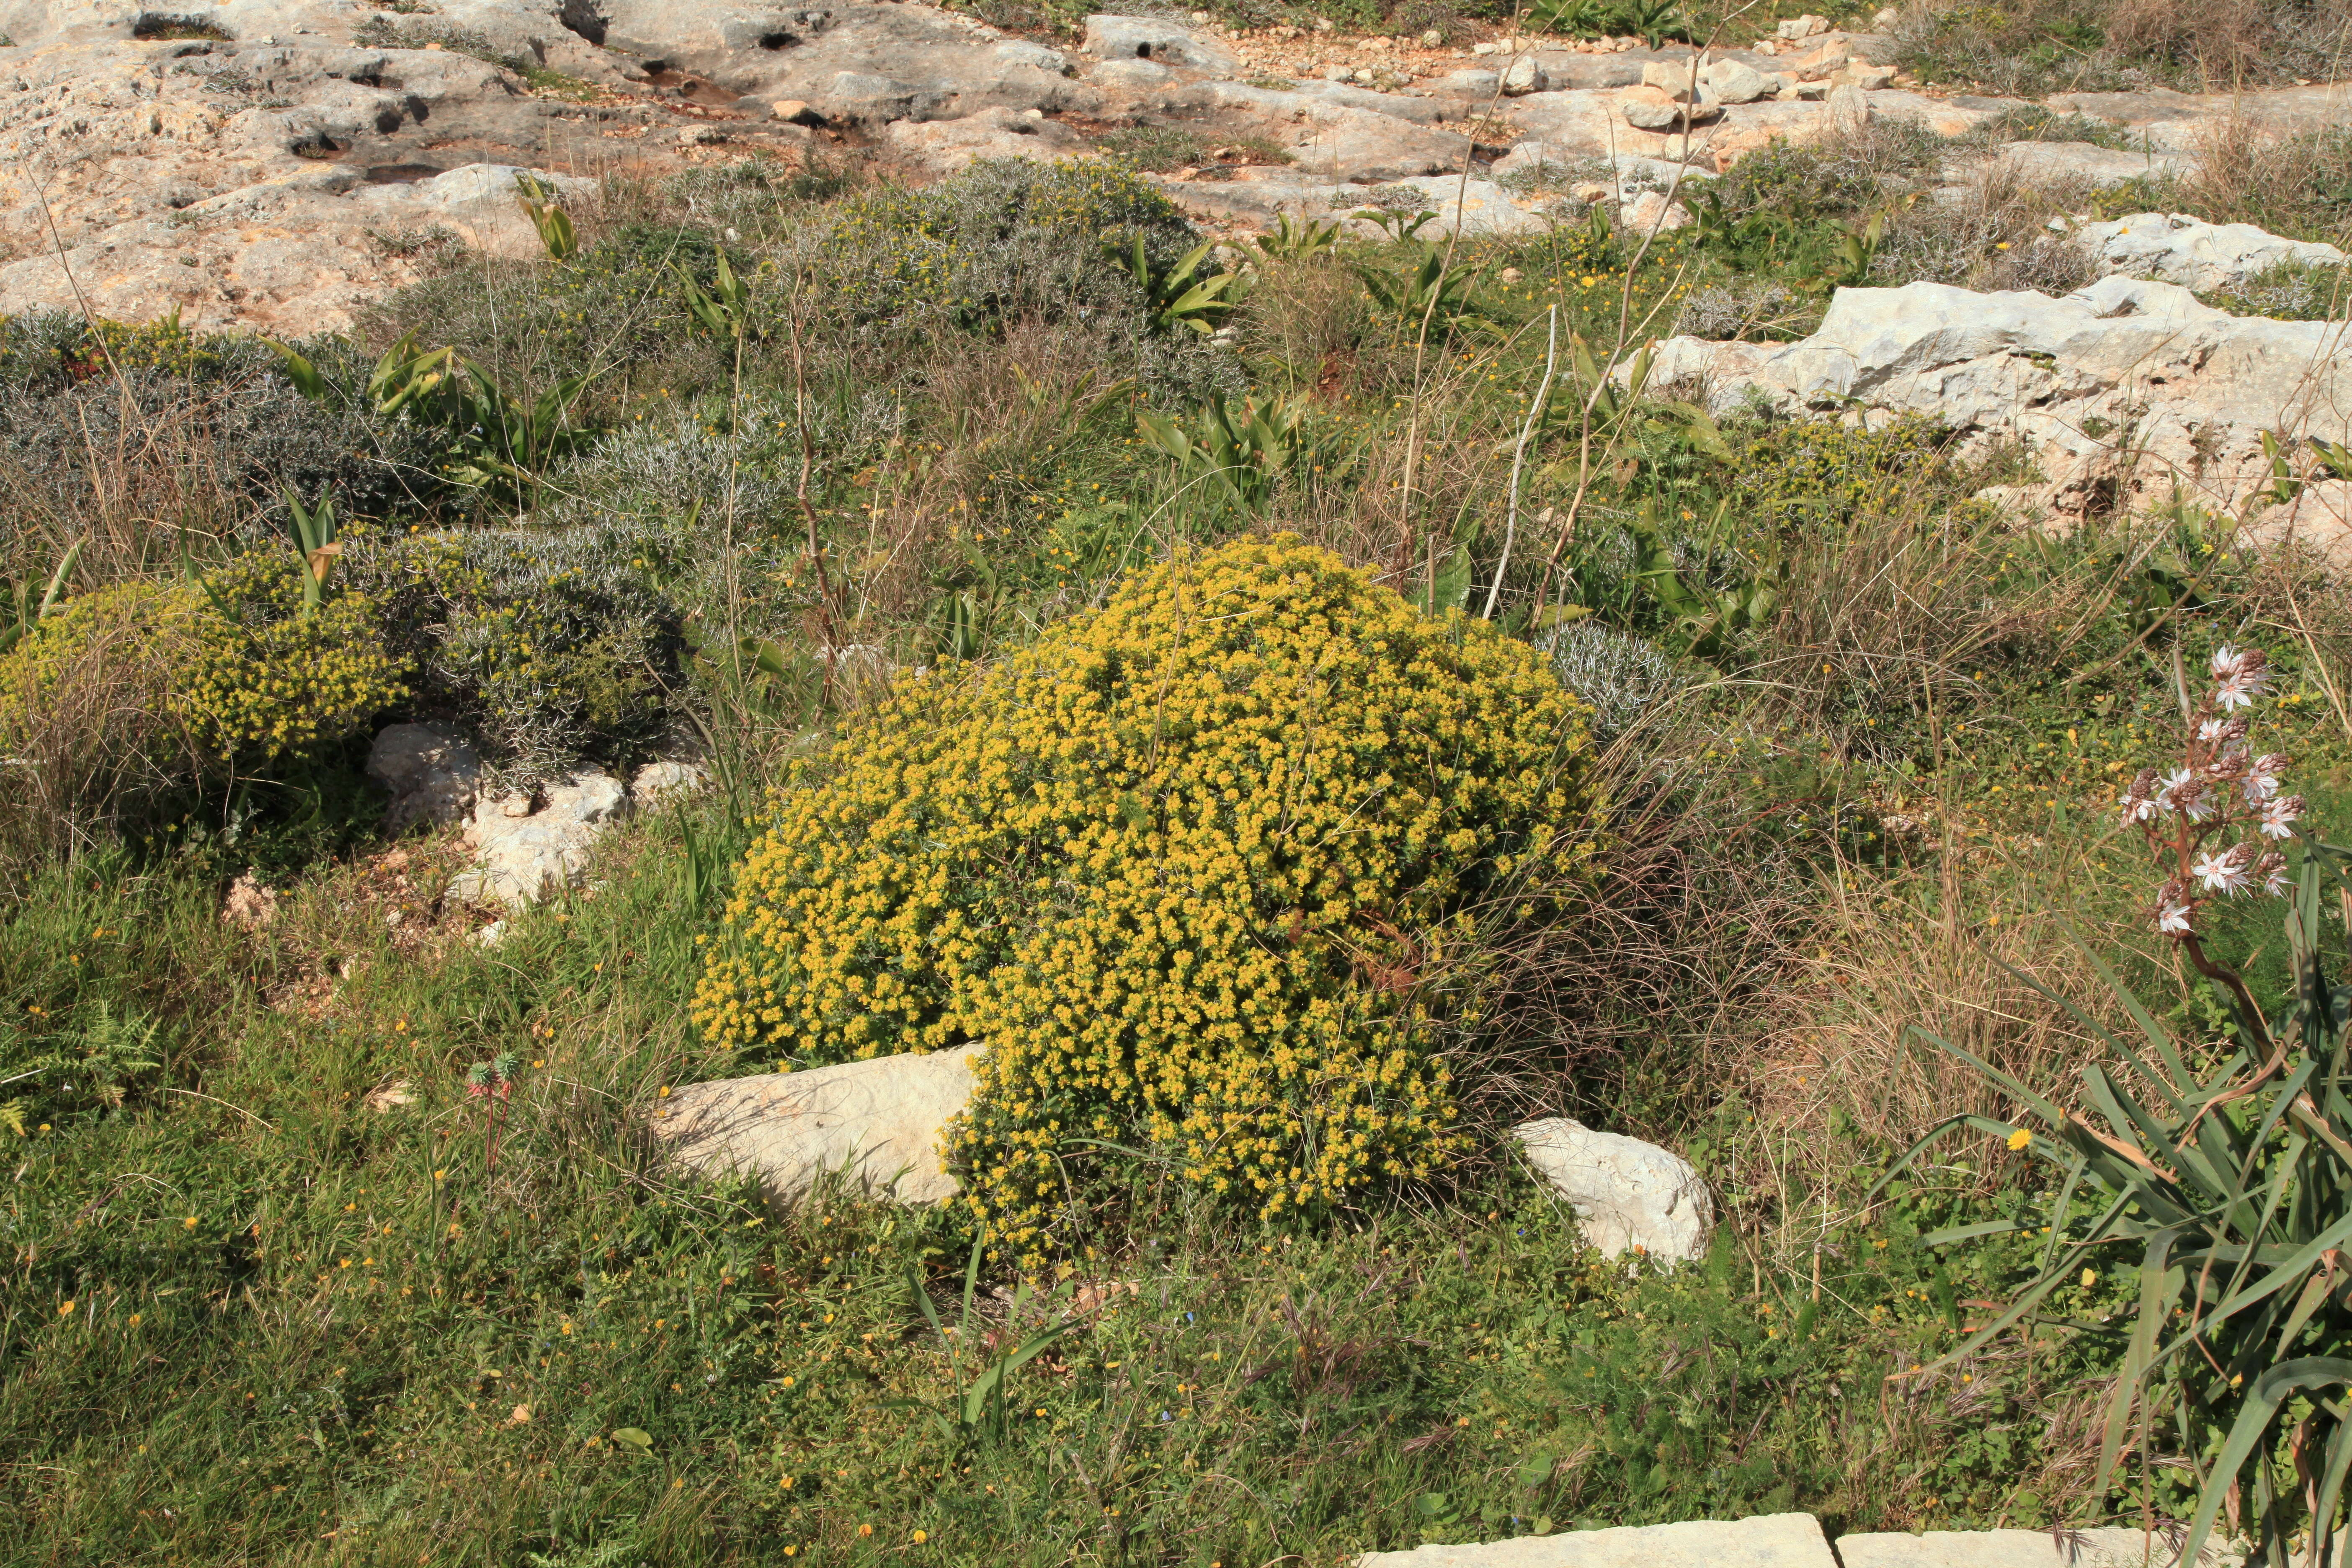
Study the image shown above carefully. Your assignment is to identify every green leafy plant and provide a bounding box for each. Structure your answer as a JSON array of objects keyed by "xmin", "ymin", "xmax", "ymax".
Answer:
[
  {"xmin": 1887, "ymin": 647, "xmax": 2350, "ymax": 1567},
  {"xmin": 1628, "ymin": 498, "xmax": 1781, "ymax": 660},
  {"xmin": 266, "ymin": 332, "xmax": 598, "ymax": 504},
  {"xmin": 1254, "ymin": 214, "xmax": 1342, "ymax": 263},
  {"xmin": 0, "ymin": 538, "xmax": 82, "ymax": 659},
  {"xmin": 1355, "ymin": 234, "xmax": 1499, "ymax": 343},
  {"xmin": 0, "ymin": 1003, "xmax": 163, "ymax": 1136},
  {"xmin": 280, "ymin": 487, "xmax": 340, "ymax": 620},
  {"xmin": 680, "ymin": 250, "xmax": 755, "ymax": 340},
  {"xmin": 1135, "ymin": 392, "xmax": 1308, "ymax": 513},
  {"xmin": 514, "ymin": 173, "xmax": 579, "ymax": 263},
  {"xmin": 903, "ymin": 1234, "xmax": 1081, "ymax": 1451},
  {"xmin": 1107, "ymin": 237, "xmax": 1241, "ymax": 336}
]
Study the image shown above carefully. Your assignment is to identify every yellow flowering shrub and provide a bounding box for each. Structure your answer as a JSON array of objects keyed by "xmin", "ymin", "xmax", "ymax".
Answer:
[
  {"xmin": 0, "ymin": 559, "xmax": 404, "ymax": 841},
  {"xmin": 694, "ymin": 536, "xmax": 1602, "ymax": 1259},
  {"xmin": 183, "ymin": 552, "xmax": 408, "ymax": 763}
]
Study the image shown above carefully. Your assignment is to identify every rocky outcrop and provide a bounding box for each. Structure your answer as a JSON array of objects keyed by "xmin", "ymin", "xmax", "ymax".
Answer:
[
  {"xmin": 453, "ymin": 771, "xmax": 630, "ymax": 907},
  {"xmin": 366, "ymin": 722, "xmax": 703, "ymax": 906},
  {"xmin": 2071, "ymin": 210, "xmax": 2349, "ymax": 292},
  {"xmin": 1640, "ymin": 274, "xmax": 2352, "ymax": 545},
  {"xmin": 1358, "ymin": 1513, "xmax": 1836, "ymax": 1568},
  {"xmin": 1513, "ymin": 1118, "xmax": 1715, "ymax": 1265},
  {"xmin": 367, "ymin": 722, "xmax": 482, "ymax": 834},
  {"xmin": 650, "ymin": 1044, "xmax": 985, "ymax": 1207},
  {"xmin": 0, "ymin": 0, "xmax": 2334, "ymax": 333}
]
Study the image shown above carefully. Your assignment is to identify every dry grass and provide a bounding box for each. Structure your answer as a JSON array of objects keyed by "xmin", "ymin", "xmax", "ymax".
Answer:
[
  {"xmin": 0, "ymin": 584, "xmax": 203, "ymax": 869},
  {"xmin": 2167, "ymin": 116, "xmax": 2352, "ymax": 246}
]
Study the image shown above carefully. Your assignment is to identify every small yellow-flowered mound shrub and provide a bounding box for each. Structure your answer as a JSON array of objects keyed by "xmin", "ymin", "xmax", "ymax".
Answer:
[
  {"xmin": 0, "ymin": 560, "xmax": 405, "ymax": 864},
  {"xmin": 183, "ymin": 551, "xmax": 408, "ymax": 763},
  {"xmin": 694, "ymin": 536, "xmax": 1602, "ymax": 1259}
]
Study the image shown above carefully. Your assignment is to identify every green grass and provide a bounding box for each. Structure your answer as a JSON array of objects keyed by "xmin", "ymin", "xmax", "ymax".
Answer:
[{"xmin": 0, "ymin": 797, "xmax": 2179, "ymax": 1563}]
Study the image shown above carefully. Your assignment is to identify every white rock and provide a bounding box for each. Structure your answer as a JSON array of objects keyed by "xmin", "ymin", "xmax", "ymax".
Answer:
[
  {"xmin": 1513, "ymin": 1117, "xmax": 1714, "ymax": 1264},
  {"xmin": 452, "ymin": 771, "xmax": 628, "ymax": 908},
  {"xmin": 1500, "ymin": 54, "xmax": 1544, "ymax": 94},
  {"xmin": 1837, "ymin": 1528, "xmax": 2241, "ymax": 1568},
  {"xmin": 1080, "ymin": 13, "xmax": 1240, "ymax": 72},
  {"xmin": 629, "ymin": 759, "xmax": 707, "ymax": 806},
  {"xmin": 1620, "ymin": 85, "xmax": 1717, "ymax": 131},
  {"xmin": 1358, "ymin": 1513, "xmax": 1836, "ymax": 1568},
  {"xmin": 1436, "ymin": 68, "xmax": 1501, "ymax": 95},
  {"xmin": 651, "ymin": 1044, "xmax": 986, "ymax": 1207},
  {"xmin": 1826, "ymin": 80, "xmax": 1870, "ymax": 133},
  {"xmin": 1990, "ymin": 141, "xmax": 2195, "ymax": 188},
  {"xmin": 1638, "ymin": 58, "xmax": 1704, "ymax": 99},
  {"xmin": 1618, "ymin": 187, "xmax": 1691, "ymax": 234},
  {"xmin": 1775, "ymin": 13, "xmax": 1831, "ymax": 37},
  {"xmin": 1704, "ymin": 58, "xmax": 1770, "ymax": 103},
  {"xmin": 367, "ymin": 722, "xmax": 481, "ymax": 834},
  {"xmin": 1091, "ymin": 54, "xmax": 1171, "ymax": 85},
  {"xmin": 883, "ymin": 106, "xmax": 1091, "ymax": 174},
  {"xmin": 1634, "ymin": 273, "xmax": 2352, "ymax": 523},
  {"xmin": 2073, "ymin": 210, "xmax": 2349, "ymax": 292}
]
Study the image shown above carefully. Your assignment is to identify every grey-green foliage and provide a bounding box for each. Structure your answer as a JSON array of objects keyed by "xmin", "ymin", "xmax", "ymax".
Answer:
[
  {"xmin": 1547, "ymin": 619, "xmax": 1684, "ymax": 736},
  {"xmin": 799, "ymin": 158, "xmax": 1244, "ymax": 404},
  {"xmin": 0, "ymin": 330, "xmax": 435, "ymax": 549},
  {"xmin": 346, "ymin": 521, "xmax": 689, "ymax": 786}
]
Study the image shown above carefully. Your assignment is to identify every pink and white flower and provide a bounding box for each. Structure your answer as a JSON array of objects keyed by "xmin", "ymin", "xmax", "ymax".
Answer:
[
  {"xmin": 2259, "ymin": 851, "xmax": 2291, "ymax": 898},
  {"xmin": 2212, "ymin": 646, "xmax": 2274, "ymax": 711},
  {"xmin": 2259, "ymin": 794, "xmax": 2306, "ymax": 841},
  {"xmin": 2192, "ymin": 842, "xmax": 2258, "ymax": 896}
]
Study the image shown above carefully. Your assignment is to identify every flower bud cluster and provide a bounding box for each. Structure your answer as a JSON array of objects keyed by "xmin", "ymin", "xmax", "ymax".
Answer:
[{"xmin": 2120, "ymin": 646, "xmax": 2300, "ymax": 939}]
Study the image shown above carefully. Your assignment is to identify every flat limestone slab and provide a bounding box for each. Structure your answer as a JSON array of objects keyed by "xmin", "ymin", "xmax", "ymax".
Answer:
[
  {"xmin": 650, "ymin": 1044, "xmax": 985, "ymax": 1206},
  {"xmin": 1837, "ymin": 1528, "xmax": 2236, "ymax": 1568},
  {"xmin": 1357, "ymin": 1514, "xmax": 1837, "ymax": 1568}
]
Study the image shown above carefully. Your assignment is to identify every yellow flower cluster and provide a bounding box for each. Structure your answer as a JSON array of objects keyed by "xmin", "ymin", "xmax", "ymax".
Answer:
[
  {"xmin": 694, "ymin": 536, "xmax": 1601, "ymax": 1261},
  {"xmin": 182, "ymin": 553, "xmax": 407, "ymax": 763},
  {"xmin": 0, "ymin": 557, "xmax": 406, "ymax": 776}
]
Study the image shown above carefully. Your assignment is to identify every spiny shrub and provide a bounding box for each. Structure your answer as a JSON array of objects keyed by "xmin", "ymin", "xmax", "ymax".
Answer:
[
  {"xmin": 347, "ymin": 524, "xmax": 687, "ymax": 783},
  {"xmin": 694, "ymin": 536, "xmax": 1603, "ymax": 1261},
  {"xmin": 816, "ymin": 160, "xmax": 1202, "ymax": 333},
  {"xmin": 1730, "ymin": 415, "xmax": 1960, "ymax": 533}
]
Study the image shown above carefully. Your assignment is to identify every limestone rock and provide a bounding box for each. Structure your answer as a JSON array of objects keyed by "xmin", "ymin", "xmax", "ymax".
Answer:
[
  {"xmin": 1194, "ymin": 80, "xmax": 1468, "ymax": 181},
  {"xmin": 1635, "ymin": 273, "xmax": 2352, "ymax": 523},
  {"xmin": 367, "ymin": 722, "xmax": 482, "ymax": 834},
  {"xmin": 2073, "ymin": 210, "xmax": 2349, "ymax": 292},
  {"xmin": 1435, "ymin": 68, "xmax": 1501, "ymax": 96},
  {"xmin": 1080, "ymin": 13, "xmax": 1238, "ymax": 74},
  {"xmin": 452, "ymin": 771, "xmax": 628, "ymax": 907},
  {"xmin": 629, "ymin": 758, "xmax": 707, "ymax": 805},
  {"xmin": 1837, "ymin": 1528, "xmax": 2240, "ymax": 1568},
  {"xmin": 884, "ymin": 106, "xmax": 1089, "ymax": 173},
  {"xmin": 1619, "ymin": 187, "xmax": 1691, "ymax": 234},
  {"xmin": 1358, "ymin": 1513, "xmax": 1836, "ymax": 1568},
  {"xmin": 1638, "ymin": 58, "xmax": 1704, "ymax": 99},
  {"xmin": 650, "ymin": 1044, "xmax": 986, "ymax": 1207},
  {"xmin": 1513, "ymin": 1117, "xmax": 1714, "ymax": 1264},
  {"xmin": 1620, "ymin": 85, "xmax": 1717, "ymax": 131},
  {"xmin": 1825, "ymin": 80, "xmax": 1870, "ymax": 134},
  {"xmin": 1499, "ymin": 54, "xmax": 1543, "ymax": 95},
  {"xmin": 1704, "ymin": 58, "xmax": 1771, "ymax": 104},
  {"xmin": 1989, "ymin": 141, "xmax": 2195, "ymax": 188}
]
